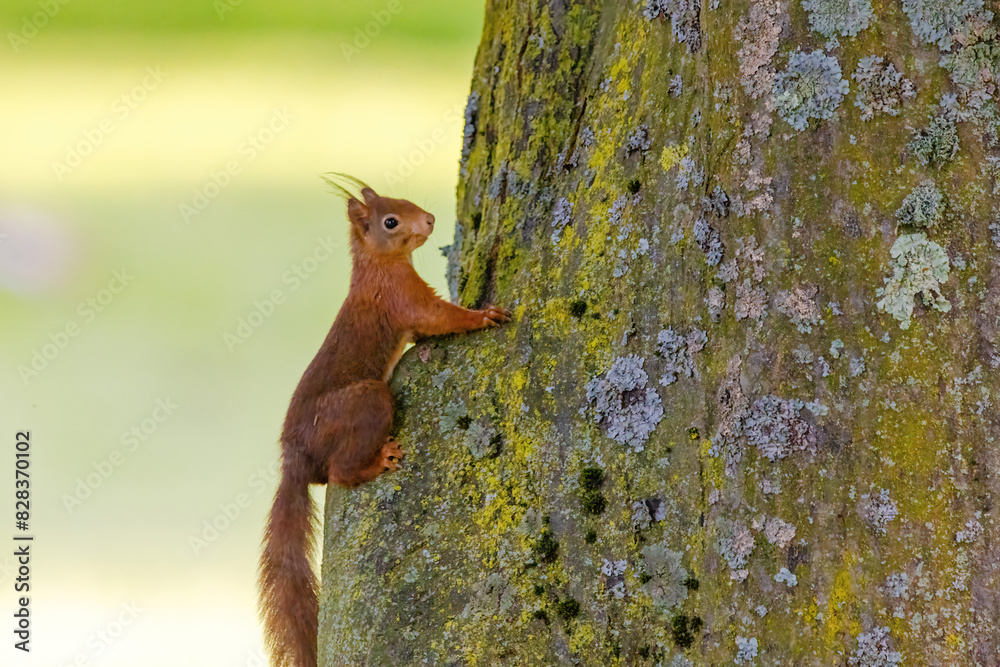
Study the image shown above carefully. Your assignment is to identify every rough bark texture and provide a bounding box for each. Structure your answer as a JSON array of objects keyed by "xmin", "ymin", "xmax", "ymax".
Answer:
[{"xmin": 319, "ymin": 0, "xmax": 1000, "ymax": 664}]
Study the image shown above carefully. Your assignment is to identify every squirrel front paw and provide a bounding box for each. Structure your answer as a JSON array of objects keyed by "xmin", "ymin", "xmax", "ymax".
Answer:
[{"xmin": 479, "ymin": 305, "xmax": 511, "ymax": 327}]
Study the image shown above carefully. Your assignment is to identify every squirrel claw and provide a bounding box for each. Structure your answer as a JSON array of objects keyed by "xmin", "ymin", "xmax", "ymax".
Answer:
[
  {"xmin": 481, "ymin": 305, "xmax": 512, "ymax": 327},
  {"xmin": 380, "ymin": 440, "xmax": 405, "ymax": 472}
]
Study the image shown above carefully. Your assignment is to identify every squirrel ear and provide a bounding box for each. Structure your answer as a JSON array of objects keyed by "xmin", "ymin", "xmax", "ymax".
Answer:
[
  {"xmin": 347, "ymin": 197, "xmax": 370, "ymax": 232},
  {"xmin": 360, "ymin": 187, "xmax": 378, "ymax": 205}
]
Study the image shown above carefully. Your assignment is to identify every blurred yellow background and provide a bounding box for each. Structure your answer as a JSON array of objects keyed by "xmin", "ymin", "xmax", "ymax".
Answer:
[{"xmin": 0, "ymin": 2, "xmax": 483, "ymax": 664}]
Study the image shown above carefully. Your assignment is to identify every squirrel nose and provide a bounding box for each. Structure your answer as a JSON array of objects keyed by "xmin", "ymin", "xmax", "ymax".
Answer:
[{"xmin": 426, "ymin": 214, "xmax": 435, "ymax": 227}]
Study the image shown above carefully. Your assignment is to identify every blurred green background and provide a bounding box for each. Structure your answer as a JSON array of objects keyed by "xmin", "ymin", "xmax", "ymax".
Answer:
[{"xmin": 0, "ymin": 2, "xmax": 483, "ymax": 664}]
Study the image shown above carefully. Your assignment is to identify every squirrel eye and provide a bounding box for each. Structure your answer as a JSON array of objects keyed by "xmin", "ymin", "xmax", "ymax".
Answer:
[{"xmin": 383, "ymin": 216, "xmax": 399, "ymax": 230}]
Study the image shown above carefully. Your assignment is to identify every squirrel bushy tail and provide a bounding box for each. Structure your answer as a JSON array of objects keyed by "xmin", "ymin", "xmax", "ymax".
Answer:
[{"xmin": 258, "ymin": 456, "xmax": 318, "ymax": 667}]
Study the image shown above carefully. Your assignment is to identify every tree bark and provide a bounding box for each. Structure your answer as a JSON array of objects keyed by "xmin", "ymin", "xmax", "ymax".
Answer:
[{"xmin": 319, "ymin": 0, "xmax": 1000, "ymax": 664}]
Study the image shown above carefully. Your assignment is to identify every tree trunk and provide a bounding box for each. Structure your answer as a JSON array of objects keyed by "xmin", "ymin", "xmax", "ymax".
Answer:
[{"xmin": 318, "ymin": 0, "xmax": 1000, "ymax": 664}]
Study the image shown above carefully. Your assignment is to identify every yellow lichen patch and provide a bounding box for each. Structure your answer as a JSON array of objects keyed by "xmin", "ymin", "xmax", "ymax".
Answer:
[
  {"xmin": 561, "ymin": 221, "xmax": 580, "ymax": 251},
  {"xmin": 512, "ymin": 368, "xmax": 528, "ymax": 392},
  {"xmin": 567, "ymin": 622, "xmax": 599, "ymax": 658},
  {"xmin": 700, "ymin": 438, "xmax": 726, "ymax": 492},
  {"xmin": 583, "ymin": 217, "xmax": 611, "ymax": 262},
  {"xmin": 586, "ymin": 131, "xmax": 622, "ymax": 184},
  {"xmin": 610, "ymin": 55, "xmax": 632, "ymax": 89},
  {"xmin": 802, "ymin": 600, "xmax": 820, "ymax": 626},
  {"xmin": 824, "ymin": 563, "xmax": 860, "ymax": 644},
  {"xmin": 659, "ymin": 142, "xmax": 689, "ymax": 173},
  {"xmin": 507, "ymin": 427, "xmax": 544, "ymax": 468},
  {"xmin": 515, "ymin": 301, "xmax": 529, "ymax": 321},
  {"xmin": 472, "ymin": 482, "xmax": 521, "ymax": 536}
]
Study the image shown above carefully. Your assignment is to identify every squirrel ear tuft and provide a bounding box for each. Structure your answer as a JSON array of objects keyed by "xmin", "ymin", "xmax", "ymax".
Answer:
[
  {"xmin": 347, "ymin": 197, "xmax": 370, "ymax": 232},
  {"xmin": 360, "ymin": 187, "xmax": 378, "ymax": 205}
]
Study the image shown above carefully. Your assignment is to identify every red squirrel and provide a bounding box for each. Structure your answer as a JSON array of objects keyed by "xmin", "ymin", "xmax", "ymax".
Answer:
[{"xmin": 258, "ymin": 174, "xmax": 510, "ymax": 667}]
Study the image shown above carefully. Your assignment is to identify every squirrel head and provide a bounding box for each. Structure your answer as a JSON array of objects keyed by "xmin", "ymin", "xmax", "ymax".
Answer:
[
  {"xmin": 323, "ymin": 174, "xmax": 435, "ymax": 260},
  {"xmin": 342, "ymin": 187, "xmax": 435, "ymax": 261}
]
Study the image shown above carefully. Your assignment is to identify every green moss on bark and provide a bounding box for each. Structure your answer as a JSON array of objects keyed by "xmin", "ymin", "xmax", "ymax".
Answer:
[{"xmin": 318, "ymin": 1, "xmax": 1000, "ymax": 665}]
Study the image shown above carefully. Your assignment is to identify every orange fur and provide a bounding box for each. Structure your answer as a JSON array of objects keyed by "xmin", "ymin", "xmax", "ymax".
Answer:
[{"xmin": 258, "ymin": 177, "xmax": 509, "ymax": 667}]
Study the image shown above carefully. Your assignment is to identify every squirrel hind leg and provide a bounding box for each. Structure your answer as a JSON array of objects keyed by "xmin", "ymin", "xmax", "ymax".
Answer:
[
  {"xmin": 381, "ymin": 438, "xmax": 405, "ymax": 469},
  {"xmin": 332, "ymin": 438, "xmax": 405, "ymax": 488},
  {"xmin": 320, "ymin": 380, "xmax": 397, "ymax": 488}
]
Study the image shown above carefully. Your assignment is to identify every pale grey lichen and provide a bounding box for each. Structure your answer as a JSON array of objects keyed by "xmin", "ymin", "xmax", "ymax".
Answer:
[
  {"xmin": 775, "ymin": 567, "xmax": 798, "ymax": 586},
  {"xmin": 437, "ymin": 400, "xmax": 465, "ymax": 432},
  {"xmin": 735, "ymin": 636, "xmax": 759, "ymax": 665},
  {"xmin": 486, "ymin": 160, "xmax": 528, "ymax": 200},
  {"xmin": 716, "ymin": 260, "xmax": 739, "ymax": 283},
  {"xmin": 609, "ymin": 194, "xmax": 630, "ymax": 228},
  {"xmin": 639, "ymin": 543, "xmax": 689, "ymax": 611},
  {"xmin": 610, "ymin": 194, "xmax": 638, "ymax": 278},
  {"xmin": 632, "ymin": 498, "xmax": 666, "ymax": 530},
  {"xmin": 802, "ymin": 0, "xmax": 874, "ymax": 37},
  {"xmin": 764, "ymin": 517, "xmax": 797, "ymax": 548},
  {"xmin": 745, "ymin": 395, "xmax": 816, "ymax": 461},
  {"xmin": 829, "ymin": 339, "xmax": 844, "ymax": 358},
  {"xmin": 676, "ymin": 155, "xmax": 704, "ymax": 190},
  {"xmin": 693, "ymin": 218, "xmax": 724, "ymax": 266},
  {"xmin": 883, "ymin": 573, "xmax": 910, "ymax": 598},
  {"xmin": 586, "ymin": 355, "xmax": 664, "ymax": 452},
  {"xmin": 896, "ymin": 180, "xmax": 944, "ymax": 229},
  {"xmin": 432, "ymin": 368, "xmax": 454, "ymax": 391},
  {"xmin": 702, "ymin": 185, "xmax": 730, "ymax": 217},
  {"xmin": 901, "ymin": 0, "xmax": 993, "ymax": 51},
  {"xmin": 849, "ymin": 626, "xmax": 902, "ymax": 667},
  {"xmin": 936, "ymin": 91, "xmax": 972, "ymax": 122},
  {"xmin": 805, "ymin": 400, "xmax": 829, "ymax": 416},
  {"xmin": 735, "ymin": 279, "xmax": 768, "ymax": 321},
  {"xmin": 600, "ymin": 558, "xmax": 628, "ymax": 599},
  {"xmin": 460, "ymin": 91, "xmax": 480, "ymax": 164},
  {"xmin": 956, "ymin": 517, "xmax": 983, "ymax": 542},
  {"xmin": 760, "ymin": 476, "xmax": 782, "ymax": 495},
  {"xmin": 849, "ymin": 356, "xmax": 866, "ymax": 377},
  {"xmin": 516, "ymin": 507, "xmax": 545, "ymax": 536},
  {"xmin": 717, "ymin": 519, "xmax": 756, "ymax": 570},
  {"xmin": 941, "ymin": 39, "xmax": 1000, "ymax": 93},
  {"xmin": 440, "ymin": 222, "xmax": 463, "ymax": 302},
  {"xmin": 550, "ymin": 197, "xmax": 574, "ymax": 245},
  {"xmin": 792, "ymin": 344, "xmax": 814, "ymax": 364},
  {"xmin": 735, "ymin": 0, "xmax": 782, "ymax": 99},
  {"xmin": 775, "ymin": 284, "xmax": 821, "ymax": 333},
  {"xmin": 643, "ymin": 0, "xmax": 702, "ymax": 52},
  {"xmin": 875, "ymin": 232, "xmax": 951, "ymax": 329},
  {"xmin": 657, "ymin": 327, "xmax": 708, "ymax": 385},
  {"xmin": 625, "ymin": 125, "xmax": 652, "ymax": 154},
  {"xmin": 852, "ymin": 56, "xmax": 915, "ymax": 120},
  {"xmin": 669, "ymin": 74, "xmax": 683, "ymax": 97},
  {"xmin": 908, "ymin": 116, "xmax": 959, "ymax": 167},
  {"xmin": 462, "ymin": 572, "xmax": 514, "ymax": 619},
  {"xmin": 774, "ymin": 50, "xmax": 850, "ymax": 131},
  {"xmin": 464, "ymin": 421, "xmax": 498, "ymax": 459},
  {"xmin": 736, "ymin": 235, "xmax": 767, "ymax": 282},
  {"xmin": 706, "ymin": 286, "xmax": 725, "ymax": 321},
  {"xmin": 859, "ymin": 487, "xmax": 899, "ymax": 534},
  {"xmin": 711, "ymin": 357, "xmax": 750, "ymax": 475},
  {"xmin": 567, "ymin": 126, "xmax": 594, "ymax": 168}
]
